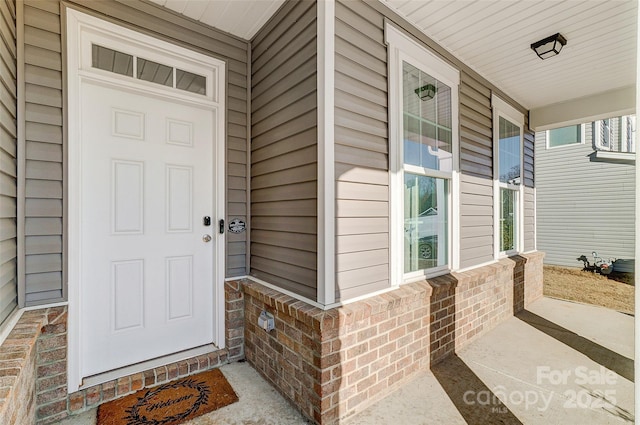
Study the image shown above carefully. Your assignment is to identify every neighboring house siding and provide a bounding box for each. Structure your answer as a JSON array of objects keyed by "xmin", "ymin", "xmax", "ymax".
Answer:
[
  {"xmin": 334, "ymin": 0, "xmax": 389, "ymax": 301},
  {"xmin": 21, "ymin": 0, "xmax": 250, "ymax": 305},
  {"xmin": 536, "ymin": 125, "xmax": 635, "ymax": 269},
  {"xmin": 250, "ymin": 0, "xmax": 318, "ymax": 300},
  {"xmin": 0, "ymin": 0, "xmax": 17, "ymax": 322}
]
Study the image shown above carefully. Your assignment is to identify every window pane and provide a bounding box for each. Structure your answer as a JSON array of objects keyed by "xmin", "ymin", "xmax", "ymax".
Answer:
[
  {"xmin": 498, "ymin": 117, "xmax": 521, "ymax": 184},
  {"xmin": 404, "ymin": 174, "xmax": 448, "ymax": 273},
  {"xmin": 92, "ymin": 45, "xmax": 133, "ymax": 77},
  {"xmin": 500, "ymin": 188, "xmax": 517, "ymax": 252},
  {"xmin": 402, "ymin": 62, "xmax": 453, "ymax": 172},
  {"xmin": 176, "ymin": 69, "xmax": 206, "ymax": 95},
  {"xmin": 137, "ymin": 57, "xmax": 173, "ymax": 87},
  {"xmin": 625, "ymin": 115, "xmax": 636, "ymax": 152},
  {"xmin": 597, "ymin": 119, "xmax": 611, "ymax": 149},
  {"xmin": 548, "ymin": 125, "xmax": 581, "ymax": 147}
]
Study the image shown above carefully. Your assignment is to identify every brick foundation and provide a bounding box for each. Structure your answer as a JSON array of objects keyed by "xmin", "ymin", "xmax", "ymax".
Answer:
[
  {"xmin": 430, "ymin": 252, "xmax": 544, "ymax": 364},
  {"xmin": 0, "ymin": 253, "xmax": 543, "ymax": 424},
  {"xmin": 0, "ymin": 309, "xmax": 49, "ymax": 424},
  {"xmin": 243, "ymin": 278, "xmax": 432, "ymax": 424},
  {"xmin": 0, "ymin": 281, "xmax": 245, "ymax": 424},
  {"xmin": 242, "ymin": 252, "xmax": 545, "ymax": 424}
]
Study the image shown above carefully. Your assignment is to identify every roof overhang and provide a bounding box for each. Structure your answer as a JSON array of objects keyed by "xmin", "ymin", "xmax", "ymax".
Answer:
[{"xmin": 147, "ymin": 0, "xmax": 638, "ymax": 129}]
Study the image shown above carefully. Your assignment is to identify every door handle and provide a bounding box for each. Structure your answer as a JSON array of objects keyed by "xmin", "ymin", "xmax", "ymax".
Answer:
[
  {"xmin": 219, "ymin": 219, "xmax": 225, "ymax": 234},
  {"xmin": 202, "ymin": 234, "xmax": 212, "ymax": 243}
]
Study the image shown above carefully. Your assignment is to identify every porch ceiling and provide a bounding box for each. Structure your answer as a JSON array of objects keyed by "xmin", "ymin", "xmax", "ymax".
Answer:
[
  {"xmin": 147, "ymin": 0, "xmax": 287, "ymax": 40},
  {"xmin": 382, "ymin": 0, "xmax": 638, "ymax": 112},
  {"xmin": 148, "ymin": 0, "xmax": 637, "ymax": 114}
]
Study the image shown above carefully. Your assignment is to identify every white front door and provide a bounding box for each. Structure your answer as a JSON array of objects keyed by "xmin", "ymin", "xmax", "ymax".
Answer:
[
  {"xmin": 79, "ymin": 80, "xmax": 217, "ymax": 377},
  {"xmin": 66, "ymin": 10, "xmax": 226, "ymax": 384}
]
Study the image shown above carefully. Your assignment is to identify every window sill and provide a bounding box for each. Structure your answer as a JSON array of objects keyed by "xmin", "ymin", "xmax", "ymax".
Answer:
[
  {"xmin": 403, "ymin": 267, "xmax": 451, "ymax": 284},
  {"xmin": 593, "ymin": 150, "xmax": 636, "ymax": 163},
  {"xmin": 497, "ymin": 250, "xmax": 520, "ymax": 260}
]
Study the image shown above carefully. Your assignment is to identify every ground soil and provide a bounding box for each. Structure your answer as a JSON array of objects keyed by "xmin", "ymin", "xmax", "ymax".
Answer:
[{"xmin": 543, "ymin": 265, "xmax": 635, "ymax": 315}]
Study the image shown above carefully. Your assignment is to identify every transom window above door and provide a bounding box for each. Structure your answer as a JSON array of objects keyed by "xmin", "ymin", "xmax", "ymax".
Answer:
[
  {"xmin": 92, "ymin": 44, "xmax": 207, "ymax": 95},
  {"xmin": 75, "ymin": 26, "xmax": 219, "ymax": 103}
]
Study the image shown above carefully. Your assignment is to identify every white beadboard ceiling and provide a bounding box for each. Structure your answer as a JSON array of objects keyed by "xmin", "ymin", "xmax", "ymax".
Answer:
[
  {"xmin": 147, "ymin": 0, "xmax": 287, "ymax": 41},
  {"xmin": 382, "ymin": 0, "xmax": 638, "ymax": 110},
  {"xmin": 149, "ymin": 0, "xmax": 637, "ymax": 112}
]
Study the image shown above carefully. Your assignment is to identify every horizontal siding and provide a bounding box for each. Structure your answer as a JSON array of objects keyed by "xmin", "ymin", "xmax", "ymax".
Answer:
[
  {"xmin": 523, "ymin": 187, "xmax": 535, "ymax": 252},
  {"xmin": 523, "ymin": 114, "xmax": 535, "ymax": 252},
  {"xmin": 459, "ymin": 174, "xmax": 493, "ymax": 268},
  {"xmin": 459, "ymin": 72, "xmax": 494, "ymax": 267},
  {"xmin": 250, "ymin": 0, "xmax": 317, "ymax": 301},
  {"xmin": 21, "ymin": 1, "xmax": 65, "ymax": 304},
  {"xmin": 0, "ymin": 0, "xmax": 17, "ymax": 323},
  {"xmin": 334, "ymin": 0, "xmax": 389, "ymax": 302},
  {"xmin": 21, "ymin": 0, "xmax": 250, "ymax": 305},
  {"xmin": 333, "ymin": 0, "xmax": 536, "ymax": 289},
  {"xmin": 535, "ymin": 128, "xmax": 635, "ymax": 268}
]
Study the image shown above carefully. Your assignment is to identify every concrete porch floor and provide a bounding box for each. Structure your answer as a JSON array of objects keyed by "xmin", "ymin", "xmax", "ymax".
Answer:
[{"xmin": 60, "ymin": 297, "xmax": 634, "ymax": 425}]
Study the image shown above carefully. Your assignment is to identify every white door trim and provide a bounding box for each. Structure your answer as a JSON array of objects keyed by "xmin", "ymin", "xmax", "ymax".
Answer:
[{"xmin": 66, "ymin": 8, "xmax": 226, "ymax": 393}]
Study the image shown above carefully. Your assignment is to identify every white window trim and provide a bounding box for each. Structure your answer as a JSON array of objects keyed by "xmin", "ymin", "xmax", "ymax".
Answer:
[
  {"xmin": 545, "ymin": 124, "xmax": 585, "ymax": 150},
  {"xmin": 386, "ymin": 23, "xmax": 460, "ymax": 286},
  {"xmin": 593, "ymin": 119, "xmax": 614, "ymax": 151},
  {"xmin": 492, "ymin": 95, "xmax": 524, "ymax": 259},
  {"xmin": 592, "ymin": 115, "xmax": 635, "ymax": 154}
]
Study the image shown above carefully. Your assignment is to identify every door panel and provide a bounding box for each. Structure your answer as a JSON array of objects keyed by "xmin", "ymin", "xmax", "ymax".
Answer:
[{"xmin": 80, "ymin": 80, "xmax": 216, "ymax": 376}]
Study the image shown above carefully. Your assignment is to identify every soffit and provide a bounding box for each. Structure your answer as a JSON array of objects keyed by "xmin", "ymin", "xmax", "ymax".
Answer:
[
  {"xmin": 147, "ymin": 0, "xmax": 287, "ymax": 40},
  {"xmin": 381, "ymin": 0, "xmax": 637, "ymax": 110},
  {"xmin": 148, "ymin": 0, "xmax": 637, "ymax": 112}
]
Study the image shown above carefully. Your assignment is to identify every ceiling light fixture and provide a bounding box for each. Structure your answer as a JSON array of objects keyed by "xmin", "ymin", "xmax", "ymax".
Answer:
[
  {"xmin": 414, "ymin": 84, "xmax": 436, "ymax": 101},
  {"xmin": 530, "ymin": 33, "xmax": 567, "ymax": 60}
]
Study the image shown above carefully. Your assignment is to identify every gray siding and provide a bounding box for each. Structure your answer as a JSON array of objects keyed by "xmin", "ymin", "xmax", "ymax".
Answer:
[
  {"xmin": 459, "ymin": 72, "xmax": 494, "ymax": 268},
  {"xmin": 523, "ymin": 116, "xmax": 535, "ymax": 252},
  {"xmin": 333, "ymin": 0, "xmax": 535, "ymax": 293},
  {"xmin": 334, "ymin": 0, "xmax": 389, "ymax": 301},
  {"xmin": 250, "ymin": 0, "xmax": 318, "ymax": 300},
  {"xmin": 536, "ymin": 125, "xmax": 635, "ymax": 269},
  {"xmin": 0, "ymin": 0, "xmax": 17, "ymax": 323},
  {"xmin": 23, "ymin": 0, "xmax": 63, "ymax": 304},
  {"xmin": 22, "ymin": 0, "xmax": 250, "ymax": 305}
]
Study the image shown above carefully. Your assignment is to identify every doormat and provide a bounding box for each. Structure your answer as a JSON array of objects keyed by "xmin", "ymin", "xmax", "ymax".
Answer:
[{"xmin": 97, "ymin": 368, "xmax": 238, "ymax": 425}]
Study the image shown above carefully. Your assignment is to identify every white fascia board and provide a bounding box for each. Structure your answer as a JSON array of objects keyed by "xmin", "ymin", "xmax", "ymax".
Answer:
[
  {"xmin": 530, "ymin": 85, "xmax": 636, "ymax": 131},
  {"xmin": 316, "ymin": 0, "xmax": 336, "ymax": 306}
]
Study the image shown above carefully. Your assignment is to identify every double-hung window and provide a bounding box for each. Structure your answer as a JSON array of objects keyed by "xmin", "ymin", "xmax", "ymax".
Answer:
[
  {"xmin": 492, "ymin": 96, "xmax": 524, "ymax": 257},
  {"xmin": 386, "ymin": 24, "xmax": 460, "ymax": 284}
]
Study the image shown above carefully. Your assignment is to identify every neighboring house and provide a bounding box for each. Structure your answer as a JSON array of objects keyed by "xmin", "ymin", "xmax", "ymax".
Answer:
[
  {"xmin": 0, "ymin": 0, "xmax": 635, "ymax": 424},
  {"xmin": 536, "ymin": 116, "xmax": 636, "ymax": 273}
]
